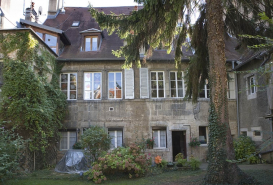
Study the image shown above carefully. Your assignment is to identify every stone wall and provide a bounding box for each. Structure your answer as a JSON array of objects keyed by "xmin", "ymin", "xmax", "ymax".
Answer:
[{"xmin": 59, "ymin": 60, "xmax": 237, "ymax": 161}]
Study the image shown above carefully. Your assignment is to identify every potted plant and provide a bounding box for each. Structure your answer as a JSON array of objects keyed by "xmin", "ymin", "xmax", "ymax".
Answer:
[
  {"xmin": 189, "ymin": 137, "xmax": 201, "ymax": 147},
  {"xmin": 146, "ymin": 138, "xmax": 155, "ymax": 149}
]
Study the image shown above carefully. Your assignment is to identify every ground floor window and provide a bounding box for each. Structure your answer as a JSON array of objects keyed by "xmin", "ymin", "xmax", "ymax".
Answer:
[
  {"xmin": 199, "ymin": 126, "xmax": 208, "ymax": 144},
  {"xmin": 153, "ymin": 129, "xmax": 167, "ymax": 148},
  {"xmin": 60, "ymin": 131, "xmax": 77, "ymax": 150},
  {"xmin": 108, "ymin": 129, "xmax": 123, "ymax": 149}
]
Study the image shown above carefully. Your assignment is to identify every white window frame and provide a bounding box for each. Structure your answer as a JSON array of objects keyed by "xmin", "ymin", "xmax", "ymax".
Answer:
[
  {"xmin": 151, "ymin": 71, "xmax": 165, "ymax": 98},
  {"xmin": 199, "ymin": 126, "xmax": 208, "ymax": 146},
  {"xmin": 108, "ymin": 130, "xmax": 123, "ymax": 149},
  {"xmin": 85, "ymin": 36, "xmax": 98, "ymax": 51},
  {"xmin": 199, "ymin": 83, "xmax": 210, "ymax": 99},
  {"xmin": 108, "ymin": 72, "xmax": 122, "ymax": 99},
  {"xmin": 245, "ymin": 74, "xmax": 257, "ymax": 100},
  {"xmin": 60, "ymin": 73, "xmax": 77, "ymax": 100},
  {"xmin": 60, "ymin": 131, "xmax": 77, "ymax": 150},
  {"xmin": 84, "ymin": 72, "xmax": 102, "ymax": 100},
  {"xmin": 153, "ymin": 129, "xmax": 167, "ymax": 149},
  {"xmin": 170, "ymin": 71, "xmax": 185, "ymax": 98}
]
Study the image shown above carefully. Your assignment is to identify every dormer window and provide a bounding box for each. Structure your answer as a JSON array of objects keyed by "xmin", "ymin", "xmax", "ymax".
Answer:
[
  {"xmin": 85, "ymin": 36, "xmax": 98, "ymax": 51},
  {"xmin": 80, "ymin": 28, "xmax": 102, "ymax": 52},
  {"xmin": 72, "ymin": 21, "xmax": 80, "ymax": 27}
]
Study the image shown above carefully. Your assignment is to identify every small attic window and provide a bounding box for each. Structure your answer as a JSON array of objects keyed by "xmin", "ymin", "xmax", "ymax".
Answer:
[{"xmin": 72, "ymin": 21, "xmax": 80, "ymax": 27}]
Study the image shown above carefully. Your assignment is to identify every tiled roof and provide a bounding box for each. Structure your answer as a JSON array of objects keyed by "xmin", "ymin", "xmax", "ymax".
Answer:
[{"xmin": 44, "ymin": 6, "xmax": 240, "ymax": 62}]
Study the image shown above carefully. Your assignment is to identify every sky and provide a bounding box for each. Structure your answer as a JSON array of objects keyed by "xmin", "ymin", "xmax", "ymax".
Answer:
[{"xmin": 64, "ymin": 0, "xmax": 138, "ymax": 7}]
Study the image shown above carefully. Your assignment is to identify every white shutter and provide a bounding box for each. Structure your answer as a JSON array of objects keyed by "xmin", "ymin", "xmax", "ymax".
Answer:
[
  {"xmin": 125, "ymin": 68, "xmax": 134, "ymax": 99},
  {"xmin": 140, "ymin": 68, "xmax": 149, "ymax": 98}
]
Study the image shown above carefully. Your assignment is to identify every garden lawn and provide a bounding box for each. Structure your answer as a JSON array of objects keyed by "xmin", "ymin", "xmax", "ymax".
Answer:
[{"xmin": 4, "ymin": 168, "xmax": 273, "ymax": 185}]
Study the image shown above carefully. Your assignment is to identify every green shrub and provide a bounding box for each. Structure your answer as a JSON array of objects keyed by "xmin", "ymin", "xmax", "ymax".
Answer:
[
  {"xmin": 159, "ymin": 159, "xmax": 167, "ymax": 168},
  {"xmin": 0, "ymin": 125, "xmax": 26, "ymax": 181},
  {"xmin": 81, "ymin": 126, "xmax": 111, "ymax": 161},
  {"xmin": 72, "ymin": 141, "xmax": 83, "ymax": 149},
  {"xmin": 189, "ymin": 156, "xmax": 201, "ymax": 170},
  {"xmin": 84, "ymin": 144, "xmax": 151, "ymax": 184},
  {"xmin": 177, "ymin": 158, "xmax": 188, "ymax": 166},
  {"xmin": 175, "ymin": 153, "xmax": 184, "ymax": 162},
  {"xmin": 234, "ymin": 136, "xmax": 259, "ymax": 164}
]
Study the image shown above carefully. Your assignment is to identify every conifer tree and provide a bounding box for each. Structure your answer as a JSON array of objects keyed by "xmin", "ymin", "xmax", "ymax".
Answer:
[{"xmin": 90, "ymin": 0, "xmax": 272, "ymax": 184}]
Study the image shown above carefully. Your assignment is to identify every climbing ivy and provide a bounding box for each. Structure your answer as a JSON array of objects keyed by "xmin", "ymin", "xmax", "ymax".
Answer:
[{"xmin": 0, "ymin": 32, "xmax": 67, "ymax": 162}]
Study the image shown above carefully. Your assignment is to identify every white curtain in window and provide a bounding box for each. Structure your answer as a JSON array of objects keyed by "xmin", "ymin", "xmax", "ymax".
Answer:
[
  {"xmin": 109, "ymin": 131, "xmax": 115, "ymax": 149},
  {"xmin": 69, "ymin": 132, "xmax": 77, "ymax": 149},
  {"xmin": 60, "ymin": 132, "xmax": 67, "ymax": 150},
  {"xmin": 160, "ymin": 130, "xmax": 166, "ymax": 147},
  {"xmin": 153, "ymin": 130, "xmax": 159, "ymax": 147},
  {"xmin": 117, "ymin": 131, "xmax": 122, "ymax": 147}
]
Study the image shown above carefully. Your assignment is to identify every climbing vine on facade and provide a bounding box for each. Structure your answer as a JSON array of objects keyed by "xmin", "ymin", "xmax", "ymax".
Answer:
[{"xmin": 0, "ymin": 31, "xmax": 67, "ymax": 163}]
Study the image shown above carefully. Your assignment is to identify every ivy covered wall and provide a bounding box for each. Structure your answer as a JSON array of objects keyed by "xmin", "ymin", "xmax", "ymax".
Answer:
[{"xmin": 0, "ymin": 30, "xmax": 67, "ymax": 167}]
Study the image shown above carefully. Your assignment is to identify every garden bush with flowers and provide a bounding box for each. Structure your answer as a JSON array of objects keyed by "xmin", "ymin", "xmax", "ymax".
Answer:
[{"xmin": 84, "ymin": 143, "xmax": 151, "ymax": 184}]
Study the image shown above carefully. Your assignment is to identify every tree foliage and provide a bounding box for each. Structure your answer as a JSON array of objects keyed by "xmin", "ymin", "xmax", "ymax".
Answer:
[
  {"xmin": 81, "ymin": 126, "xmax": 111, "ymax": 161},
  {"xmin": 0, "ymin": 32, "xmax": 67, "ymax": 162}
]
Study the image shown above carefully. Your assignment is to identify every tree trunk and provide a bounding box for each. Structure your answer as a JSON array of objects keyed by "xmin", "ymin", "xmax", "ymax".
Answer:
[{"xmin": 204, "ymin": 0, "xmax": 256, "ymax": 184}]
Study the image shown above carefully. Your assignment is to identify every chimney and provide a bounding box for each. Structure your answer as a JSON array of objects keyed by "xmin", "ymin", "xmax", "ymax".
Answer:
[{"xmin": 25, "ymin": 2, "xmax": 36, "ymax": 22}]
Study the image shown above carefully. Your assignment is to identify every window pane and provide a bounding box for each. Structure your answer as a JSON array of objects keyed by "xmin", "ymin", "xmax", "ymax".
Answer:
[
  {"xmin": 151, "ymin": 72, "xmax": 156, "ymax": 80},
  {"xmin": 171, "ymin": 81, "xmax": 176, "ymax": 88},
  {"xmin": 109, "ymin": 73, "xmax": 114, "ymax": 82},
  {"xmin": 70, "ymin": 82, "xmax": 77, "ymax": 90},
  {"xmin": 158, "ymin": 90, "xmax": 164, "ymax": 97},
  {"xmin": 69, "ymin": 132, "xmax": 77, "ymax": 149},
  {"xmin": 158, "ymin": 81, "xmax": 164, "ymax": 88},
  {"xmin": 151, "ymin": 81, "xmax": 157, "ymax": 89},
  {"xmin": 199, "ymin": 127, "xmax": 207, "ymax": 144},
  {"xmin": 61, "ymin": 74, "xmax": 68, "ymax": 82},
  {"xmin": 178, "ymin": 89, "xmax": 183, "ymax": 97},
  {"xmin": 109, "ymin": 131, "xmax": 115, "ymax": 149},
  {"xmin": 160, "ymin": 130, "xmax": 166, "ymax": 147},
  {"xmin": 158, "ymin": 72, "xmax": 164, "ymax": 80},
  {"xmin": 94, "ymin": 73, "xmax": 101, "ymax": 81},
  {"xmin": 61, "ymin": 83, "xmax": 67, "ymax": 90},
  {"xmin": 60, "ymin": 132, "xmax": 67, "ymax": 149},
  {"xmin": 85, "ymin": 91, "xmax": 91, "ymax": 99},
  {"xmin": 85, "ymin": 38, "xmax": 91, "ymax": 51},
  {"xmin": 117, "ymin": 131, "xmax": 122, "ymax": 147},
  {"xmin": 116, "ymin": 81, "xmax": 122, "ymax": 90},
  {"xmin": 109, "ymin": 82, "xmax": 115, "ymax": 90},
  {"xmin": 170, "ymin": 72, "xmax": 175, "ymax": 80},
  {"xmin": 85, "ymin": 81, "xmax": 91, "ymax": 90},
  {"xmin": 70, "ymin": 91, "xmax": 76, "ymax": 99},
  {"xmin": 116, "ymin": 73, "xmax": 122, "ymax": 81},
  {"xmin": 116, "ymin": 90, "xmax": 122, "ymax": 98},
  {"xmin": 92, "ymin": 37, "xmax": 98, "ymax": 51},
  {"xmin": 153, "ymin": 130, "xmax": 158, "ymax": 147},
  {"xmin": 177, "ymin": 81, "xmax": 182, "ymax": 88},
  {"xmin": 152, "ymin": 90, "xmax": 157, "ymax": 98},
  {"xmin": 85, "ymin": 73, "xmax": 91, "ymax": 81},
  {"xmin": 62, "ymin": 90, "xmax": 67, "ymax": 98},
  {"xmin": 70, "ymin": 74, "xmax": 77, "ymax": 82},
  {"xmin": 171, "ymin": 89, "xmax": 176, "ymax": 97},
  {"xmin": 177, "ymin": 72, "xmax": 183, "ymax": 80}
]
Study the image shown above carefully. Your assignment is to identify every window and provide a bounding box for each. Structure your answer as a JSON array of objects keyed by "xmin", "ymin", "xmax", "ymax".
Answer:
[
  {"xmin": 170, "ymin": 71, "xmax": 185, "ymax": 98},
  {"xmin": 241, "ymin": 131, "xmax": 247, "ymax": 136},
  {"xmin": 227, "ymin": 72, "xmax": 235, "ymax": 99},
  {"xmin": 153, "ymin": 129, "xmax": 166, "ymax": 148},
  {"xmin": 249, "ymin": 76, "xmax": 256, "ymax": 94},
  {"xmin": 85, "ymin": 36, "xmax": 98, "ymax": 51},
  {"xmin": 199, "ymin": 83, "xmax": 210, "ymax": 98},
  {"xmin": 151, "ymin": 72, "xmax": 164, "ymax": 98},
  {"xmin": 84, "ymin": 72, "xmax": 101, "ymax": 100},
  {"xmin": 72, "ymin": 21, "xmax": 80, "ymax": 27},
  {"xmin": 108, "ymin": 72, "xmax": 122, "ymax": 99},
  {"xmin": 254, "ymin": 130, "xmax": 261, "ymax": 136},
  {"xmin": 60, "ymin": 73, "xmax": 77, "ymax": 100},
  {"xmin": 45, "ymin": 34, "xmax": 57, "ymax": 53},
  {"xmin": 108, "ymin": 129, "xmax": 123, "ymax": 149},
  {"xmin": 199, "ymin": 126, "xmax": 208, "ymax": 144},
  {"xmin": 60, "ymin": 131, "xmax": 77, "ymax": 150}
]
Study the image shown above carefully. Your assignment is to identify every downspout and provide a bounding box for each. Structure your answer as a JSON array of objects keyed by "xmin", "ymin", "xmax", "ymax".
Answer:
[{"xmin": 234, "ymin": 61, "xmax": 240, "ymax": 136}]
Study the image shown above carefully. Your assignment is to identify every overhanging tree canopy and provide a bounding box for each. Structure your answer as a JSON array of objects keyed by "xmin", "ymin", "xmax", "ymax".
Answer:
[{"xmin": 90, "ymin": 0, "xmax": 271, "ymax": 184}]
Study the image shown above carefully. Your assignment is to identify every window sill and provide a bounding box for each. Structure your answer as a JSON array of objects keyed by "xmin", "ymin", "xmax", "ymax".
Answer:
[{"xmin": 146, "ymin": 148, "xmax": 169, "ymax": 151}]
